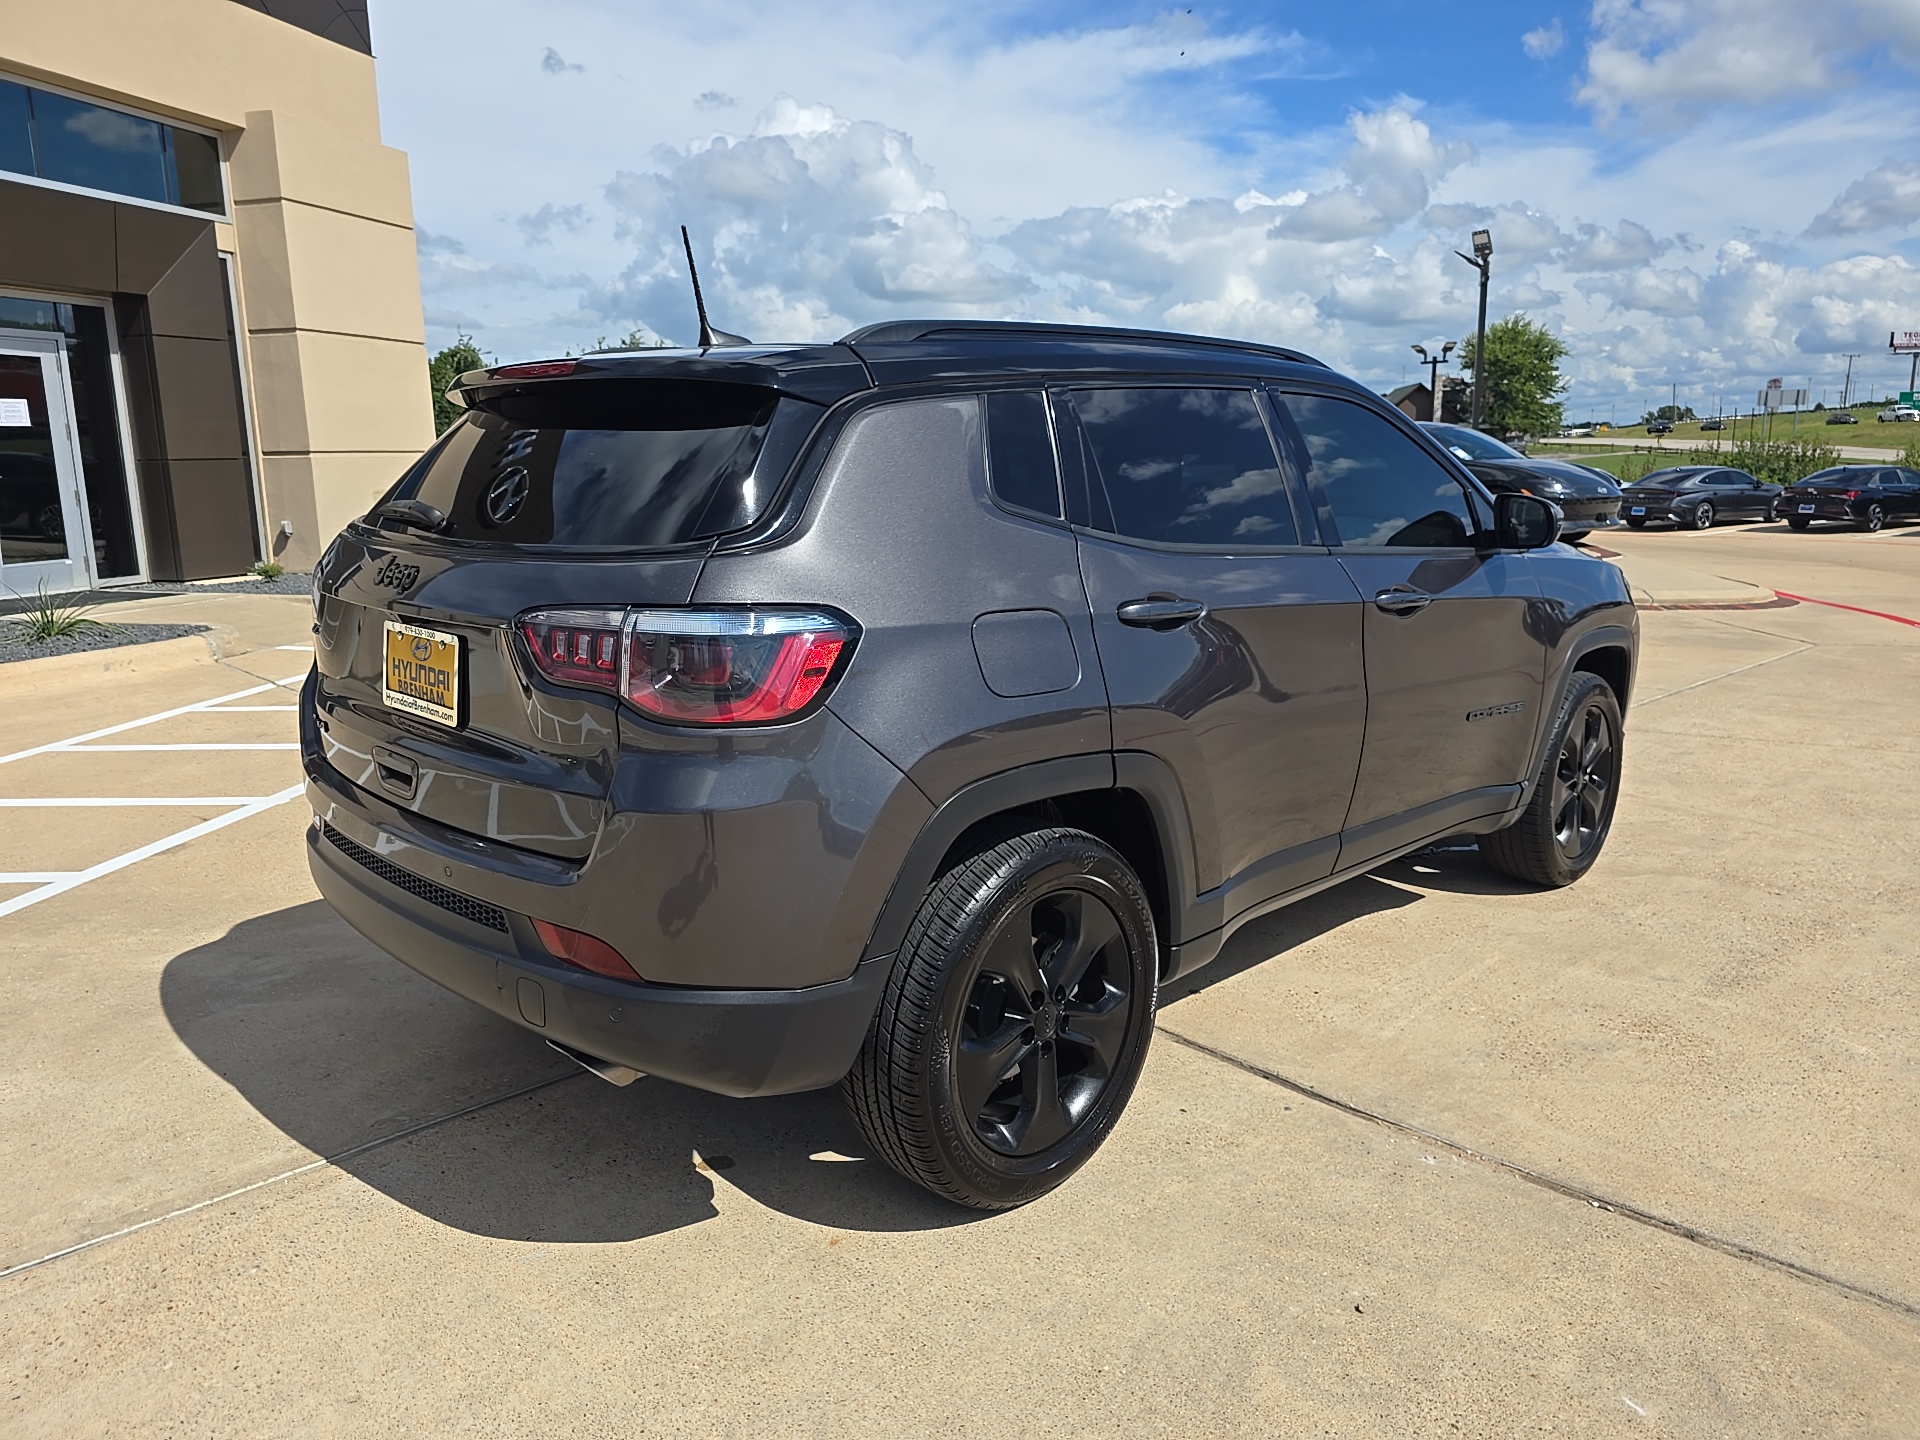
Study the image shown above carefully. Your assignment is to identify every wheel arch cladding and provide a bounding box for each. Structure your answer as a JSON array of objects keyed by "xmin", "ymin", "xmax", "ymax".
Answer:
[{"xmin": 1573, "ymin": 643, "xmax": 1633, "ymax": 711}]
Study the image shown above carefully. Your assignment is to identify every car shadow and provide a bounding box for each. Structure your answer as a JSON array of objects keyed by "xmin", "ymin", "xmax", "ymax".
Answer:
[
  {"xmin": 160, "ymin": 901, "xmax": 967, "ymax": 1244},
  {"xmin": 163, "ymin": 855, "xmax": 1519, "ymax": 1244}
]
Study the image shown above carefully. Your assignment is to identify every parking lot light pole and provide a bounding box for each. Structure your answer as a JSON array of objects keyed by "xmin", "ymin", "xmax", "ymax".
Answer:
[
  {"xmin": 1411, "ymin": 340, "xmax": 1455, "ymax": 422},
  {"xmin": 1455, "ymin": 229, "xmax": 1493, "ymax": 429}
]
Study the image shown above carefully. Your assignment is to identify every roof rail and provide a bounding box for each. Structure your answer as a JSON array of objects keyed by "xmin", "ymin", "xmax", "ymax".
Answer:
[{"xmin": 838, "ymin": 319, "xmax": 1325, "ymax": 368}]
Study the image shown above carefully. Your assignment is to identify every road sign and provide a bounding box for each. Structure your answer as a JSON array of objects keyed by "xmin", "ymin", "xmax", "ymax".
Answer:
[
  {"xmin": 1903, "ymin": 391, "xmax": 1916, "ymax": 406},
  {"xmin": 1893, "ymin": 331, "xmax": 1920, "ymax": 354},
  {"xmin": 1758, "ymin": 388, "xmax": 1808, "ymax": 409}
]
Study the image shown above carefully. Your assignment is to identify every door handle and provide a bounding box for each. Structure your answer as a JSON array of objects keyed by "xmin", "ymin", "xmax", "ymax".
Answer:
[
  {"xmin": 1373, "ymin": 586, "xmax": 1432, "ymax": 615},
  {"xmin": 1117, "ymin": 596, "xmax": 1207, "ymax": 629}
]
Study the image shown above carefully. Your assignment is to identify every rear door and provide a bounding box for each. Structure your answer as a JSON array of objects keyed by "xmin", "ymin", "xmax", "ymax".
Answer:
[
  {"xmin": 1065, "ymin": 383, "xmax": 1366, "ymax": 913},
  {"xmin": 311, "ymin": 380, "xmax": 815, "ymax": 857},
  {"xmin": 1271, "ymin": 388, "xmax": 1548, "ymax": 867}
]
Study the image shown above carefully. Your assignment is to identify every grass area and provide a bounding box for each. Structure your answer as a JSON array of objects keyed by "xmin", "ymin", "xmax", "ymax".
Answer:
[{"xmin": 1568, "ymin": 407, "xmax": 1919, "ymax": 449}]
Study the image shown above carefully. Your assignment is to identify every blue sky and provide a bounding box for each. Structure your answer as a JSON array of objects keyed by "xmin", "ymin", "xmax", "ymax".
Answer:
[{"xmin": 372, "ymin": 0, "xmax": 1920, "ymax": 420}]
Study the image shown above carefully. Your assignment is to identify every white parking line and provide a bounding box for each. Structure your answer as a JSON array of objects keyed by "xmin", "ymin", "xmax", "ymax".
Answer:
[
  {"xmin": 0, "ymin": 673, "xmax": 308, "ymax": 767},
  {"xmin": 202, "ymin": 706, "xmax": 298, "ymax": 712},
  {"xmin": 0, "ymin": 797, "xmax": 279, "ymax": 807},
  {"xmin": 0, "ymin": 872, "xmax": 80, "ymax": 883},
  {"xmin": 0, "ymin": 784, "xmax": 305, "ymax": 919},
  {"xmin": 64, "ymin": 743, "xmax": 302, "ymax": 752}
]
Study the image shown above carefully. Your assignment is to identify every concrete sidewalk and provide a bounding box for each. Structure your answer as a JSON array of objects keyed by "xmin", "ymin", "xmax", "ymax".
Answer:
[{"xmin": 1594, "ymin": 548, "xmax": 1778, "ymax": 607}]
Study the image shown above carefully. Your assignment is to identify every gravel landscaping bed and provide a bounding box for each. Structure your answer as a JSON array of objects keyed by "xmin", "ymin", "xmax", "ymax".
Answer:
[{"xmin": 0, "ymin": 621, "xmax": 211, "ymax": 666}]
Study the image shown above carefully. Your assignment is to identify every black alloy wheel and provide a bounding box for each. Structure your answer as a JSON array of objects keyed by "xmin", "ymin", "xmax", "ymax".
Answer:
[
  {"xmin": 33, "ymin": 503, "xmax": 64, "ymax": 541},
  {"xmin": 844, "ymin": 827, "xmax": 1158, "ymax": 1208},
  {"xmin": 1549, "ymin": 701, "xmax": 1617, "ymax": 865},
  {"xmin": 957, "ymin": 886, "xmax": 1135, "ymax": 1156},
  {"xmin": 1862, "ymin": 502, "xmax": 1886, "ymax": 533},
  {"xmin": 1692, "ymin": 502, "xmax": 1715, "ymax": 530},
  {"xmin": 1480, "ymin": 672, "xmax": 1624, "ymax": 887}
]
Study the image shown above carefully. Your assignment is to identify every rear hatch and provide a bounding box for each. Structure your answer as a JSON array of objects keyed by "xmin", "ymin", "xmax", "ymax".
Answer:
[
  {"xmin": 311, "ymin": 374, "xmax": 823, "ymax": 859},
  {"xmin": 1621, "ymin": 487, "xmax": 1675, "ymax": 513}
]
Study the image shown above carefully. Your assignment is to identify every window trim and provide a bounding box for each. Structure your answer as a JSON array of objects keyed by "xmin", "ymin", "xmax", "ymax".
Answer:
[
  {"xmin": 0, "ymin": 69, "xmax": 229, "ymax": 220},
  {"xmin": 1049, "ymin": 377, "xmax": 1328, "ymax": 556},
  {"xmin": 1268, "ymin": 380, "xmax": 1494, "ymax": 551},
  {"xmin": 980, "ymin": 387, "xmax": 1070, "ymax": 527}
]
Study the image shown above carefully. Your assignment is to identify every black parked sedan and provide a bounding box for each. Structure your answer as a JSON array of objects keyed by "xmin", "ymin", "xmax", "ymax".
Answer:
[
  {"xmin": 1421, "ymin": 423, "xmax": 1622, "ymax": 540},
  {"xmin": 1778, "ymin": 466, "xmax": 1920, "ymax": 531},
  {"xmin": 1618, "ymin": 467, "xmax": 1780, "ymax": 529}
]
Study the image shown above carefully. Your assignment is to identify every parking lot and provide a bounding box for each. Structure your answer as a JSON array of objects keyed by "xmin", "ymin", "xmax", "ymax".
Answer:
[{"xmin": 4, "ymin": 527, "xmax": 1919, "ymax": 1435}]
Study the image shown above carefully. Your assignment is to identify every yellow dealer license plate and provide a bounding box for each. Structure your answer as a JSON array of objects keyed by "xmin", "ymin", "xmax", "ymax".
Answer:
[{"xmin": 382, "ymin": 620, "xmax": 461, "ymax": 727}]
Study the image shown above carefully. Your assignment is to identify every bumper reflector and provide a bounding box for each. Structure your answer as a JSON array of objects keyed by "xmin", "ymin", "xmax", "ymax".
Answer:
[{"xmin": 532, "ymin": 917, "xmax": 645, "ymax": 982}]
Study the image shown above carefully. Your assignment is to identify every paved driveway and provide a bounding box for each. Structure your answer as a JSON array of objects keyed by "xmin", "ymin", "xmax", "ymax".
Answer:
[{"xmin": 3, "ymin": 539, "xmax": 1918, "ymax": 1437}]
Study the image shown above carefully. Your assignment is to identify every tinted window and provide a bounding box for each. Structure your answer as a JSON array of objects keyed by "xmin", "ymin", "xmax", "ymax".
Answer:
[
  {"xmin": 0, "ymin": 81, "xmax": 32, "ymax": 178},
  {"xmin": 384, "ymin": 380, "xmax": 813, "ymax": 549},
  {"xmin": 1279, "ymin": 392, "xmax": 1476, "ymax": 547},
  {"xmin": 1070, "ymin": 387, "xmax": 1299, "ymax": 547},
  {"xmin": 985, "ymin": 391, "xmax": 1061, "ymax": 518},
  {"xmin": 0, "ymin": 82, "xmax": 225, "ymax": 213}
]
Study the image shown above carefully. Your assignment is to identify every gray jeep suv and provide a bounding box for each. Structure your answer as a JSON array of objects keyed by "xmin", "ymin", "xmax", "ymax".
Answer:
[{"xmin": 303, "ymin": 321, "xmax": 1636, "ymax": 1208}]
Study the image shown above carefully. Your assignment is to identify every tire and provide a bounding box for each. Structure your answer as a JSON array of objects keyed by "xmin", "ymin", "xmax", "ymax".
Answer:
[
  {"xmin": 1691, "ymin": 502, "xmax": 1715, "ymax": 530},
  {"xmin": 33, "ymin": 503, "xmax": 64, "ymax": 541},
  {"xmin": 1479, "ymin": 672, "xmax": 1624, "ymax": 888},
  {"xmin": 1787, "ymin": 517, "xmax": 1810, "ymax": 531},
  {"xmin": 1861, "ymin": 503, "xmax": 1886, "ymax": 533},
  {"xmin": 843, "ymin": 827, "xmax": 1159, "ymax": 1209},
  {"xmin": 1625, "ymin": 518, "xmax": 1647, "ymax": 529}
]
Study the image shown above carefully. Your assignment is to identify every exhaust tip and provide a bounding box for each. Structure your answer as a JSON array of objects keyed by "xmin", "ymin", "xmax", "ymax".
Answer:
[{"xmin": 547, "ymin": 1038, "xmax": 644, "ymax": 1087}]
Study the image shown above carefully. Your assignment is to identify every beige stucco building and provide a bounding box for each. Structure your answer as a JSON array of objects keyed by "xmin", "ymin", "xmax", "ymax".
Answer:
[{"xmin": 0, "ymin": 0, "xmax": 432, "ymax": 584}]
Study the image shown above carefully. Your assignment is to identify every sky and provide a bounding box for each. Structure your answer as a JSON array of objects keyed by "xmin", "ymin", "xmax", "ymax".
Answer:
[{"xmin": 370, "ymin": 0, "xmax": 1920, "ymax": 422}]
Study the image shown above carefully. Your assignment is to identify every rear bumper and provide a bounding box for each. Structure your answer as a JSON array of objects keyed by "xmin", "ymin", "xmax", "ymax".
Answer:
[{"xmin": 306, "ymin": 814, "xmax": 887, "ymax": 1097}]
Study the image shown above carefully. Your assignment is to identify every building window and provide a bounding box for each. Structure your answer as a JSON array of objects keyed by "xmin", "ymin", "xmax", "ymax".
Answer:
[{"xmin": 0, "ymin": 77, "xmax": 223, "ymax": 214}]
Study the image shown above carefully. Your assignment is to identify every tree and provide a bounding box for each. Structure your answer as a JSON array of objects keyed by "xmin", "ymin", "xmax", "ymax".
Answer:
[
  {"xmin": 1459, "ymin": 314, "xmax": 1570, "ymax": 437},
  {"xmin": 1641, "ymin": 403, "xmax": 1697, "ymax": 425},
  {"xmin": 427, "ymin": 335, "xmax": 486, "ymax": 435}
]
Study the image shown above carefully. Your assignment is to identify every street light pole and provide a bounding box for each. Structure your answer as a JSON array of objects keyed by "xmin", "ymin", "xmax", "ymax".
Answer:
[
  {"xmin": 1411, "ymin": 340, "xmax": 1456, "ymax": 423},
  {"xmin": 1453, "ymin": 229, "xmax": 1493, "ymax": 429},
  {"xmin": 1841, "ymin": 352, "xmax": 1859, "ymax": 410}
]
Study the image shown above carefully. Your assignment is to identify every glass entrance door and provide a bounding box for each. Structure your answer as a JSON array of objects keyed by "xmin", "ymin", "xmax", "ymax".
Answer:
[{"xmin": 0, "ymin": 331, "xmax": 92, "ymax": 596}]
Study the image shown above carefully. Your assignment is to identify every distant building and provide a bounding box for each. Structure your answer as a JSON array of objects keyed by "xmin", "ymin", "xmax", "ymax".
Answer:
[
  {"xmin": 1385, "ymin": 382, "xmax": 1433, "ymax": 422},
  {"xmin": 0, "ymin": 0, "xmax": 433, "ymax": 587}
]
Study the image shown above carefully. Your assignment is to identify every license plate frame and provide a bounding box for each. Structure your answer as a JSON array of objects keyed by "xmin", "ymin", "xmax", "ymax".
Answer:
[
  {"xmin": 1629, "ymin": 506, "xmax": 1645, "ymax": 515},
  {"xmin": 1798, "ymin": 504, "xmax": 1815, "ymax": 513},
  {"xmin": 382, "ymin": 619, "xmax": 462, "ymax": 728}
]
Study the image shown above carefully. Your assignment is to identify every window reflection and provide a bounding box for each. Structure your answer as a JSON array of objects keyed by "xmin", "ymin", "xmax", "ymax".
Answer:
[{"xmin": 0, "ymin": 79, "xmax": 224, "ymax": 213}]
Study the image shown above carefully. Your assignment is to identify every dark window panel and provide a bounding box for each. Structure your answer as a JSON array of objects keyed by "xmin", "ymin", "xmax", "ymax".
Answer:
[
  {"xmin": 0, "ymin": 80, "xmax": 33, "ymax": 178},
  {"xmin": 1279, "ymin": 392, "xmax": 1475, "ymax": 548},
  {"xmin": 30, "ymin": 89, "xmax": 171, "ymax": 205},
  {"xmin": 984, "ymin": 390, "xmax": 1062, "ymax": 518},
  {"xmin": 169, "ymin": 128, "xmax": 224, "ymax": 212},
  {"xmin": 1069, "ymin": 386, "xmax": 1300, "ymax": 548}
]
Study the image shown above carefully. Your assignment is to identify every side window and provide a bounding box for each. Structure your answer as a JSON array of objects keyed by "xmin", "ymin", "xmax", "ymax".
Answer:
[
  {"xmin": 984, "ymin": 391, "xmax": 1062, "ymax": 518},
  {"xmin": 1277, "ymin": 392, "xmax": 1477, "ymax": 547},
  {"xmin": 1068, "ymin": 387, "xmax": 1300, "ymax": 547}
]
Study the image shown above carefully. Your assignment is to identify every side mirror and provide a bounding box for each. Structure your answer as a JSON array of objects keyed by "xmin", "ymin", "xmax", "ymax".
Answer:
[{"xmin": 1492, "ymin": 491, "xmax": 1562, "ymax": 549}]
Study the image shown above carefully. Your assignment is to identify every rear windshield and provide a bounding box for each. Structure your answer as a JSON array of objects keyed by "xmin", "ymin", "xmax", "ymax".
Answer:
[{"xmin": 378, "ymin": 379, "xmax": 816, "ymax": 549}]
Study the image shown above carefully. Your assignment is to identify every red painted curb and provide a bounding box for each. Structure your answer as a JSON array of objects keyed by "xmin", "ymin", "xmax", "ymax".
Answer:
[{"xmin": 1772, "ymin": 591, "xmax": 1920, "ymax": 628}]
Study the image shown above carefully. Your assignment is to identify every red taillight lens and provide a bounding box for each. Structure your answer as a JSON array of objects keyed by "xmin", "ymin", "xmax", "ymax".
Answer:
[
  {"xmin": 624, "ymin": 609, "xmax": 850, "ymax": 725},
  {"xmin": 1845, "ymin": 490, "xmax": 1861, "ymax": 499},
  {"xmin": 532, "ymin": 918, "xmax": 644, "ymax": 981},
  {"xmin": 520, "ymin": 608, "xmax": 625, "ymax": 692},
  {"xmin": 492, "ymin": 360, "xmax": 576, "ymax": 379},
  {"xmin": 517, "ymin": 606, "xmax": 854, "ymax": 725}
]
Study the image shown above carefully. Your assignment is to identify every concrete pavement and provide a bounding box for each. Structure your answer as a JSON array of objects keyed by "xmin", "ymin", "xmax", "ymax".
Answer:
[{"xmin": 3, "ymin": 546, "xmax": 1918, "ymax": 1435}]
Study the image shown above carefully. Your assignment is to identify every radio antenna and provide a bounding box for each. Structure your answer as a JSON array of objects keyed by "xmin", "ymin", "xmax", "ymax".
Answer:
[{"xmin": 680, "ymin": 225, "xmax": 750, "ymax": 348}]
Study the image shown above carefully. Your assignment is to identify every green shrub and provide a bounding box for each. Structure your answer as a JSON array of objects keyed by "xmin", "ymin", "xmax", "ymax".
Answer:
[
  {"xmin": 1902, "ymin": 436, "xmax": 1920, "ymax": 470},
  {"xmin": 252, "ymin": 560, "xmax": 285, "ymax": 581},
  {"xmin": 1674, "ymin": 436, "xmax": 1841, "ymax": 486},
  {"xmin": 12, "ymin": 582, "xmax": 108, "ymax": 643}
]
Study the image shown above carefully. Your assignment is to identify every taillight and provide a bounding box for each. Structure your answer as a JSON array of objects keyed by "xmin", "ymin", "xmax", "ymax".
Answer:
[
  {"xmin": 518, "ymin": 606, "xmax": 854, "ymax": 726},
  {"xmin": 492, "ymin": 360, "xmax": 575, "ymax": 379},
  {"xmin": 520, "ymin": 608, "xmax": 625, "ymax": 692},
  {"xmin": 531, "ymin": 918, "xmax": 643, "ymax": 981},
  {"xmin": 1845, "ymin": 490, "xmax": 1861, "ymax": 500}
]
